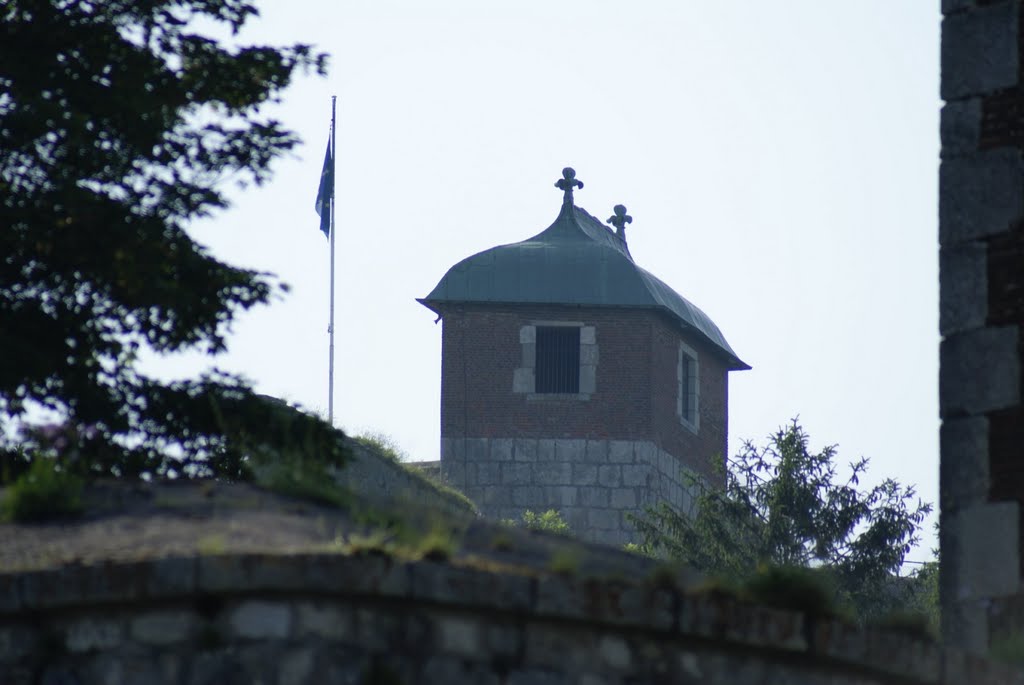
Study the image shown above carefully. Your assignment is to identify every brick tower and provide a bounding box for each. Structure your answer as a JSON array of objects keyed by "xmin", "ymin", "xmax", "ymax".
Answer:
[{"xmin": 420, "ymin": 168, "xmax": 749, "ymax": 546}]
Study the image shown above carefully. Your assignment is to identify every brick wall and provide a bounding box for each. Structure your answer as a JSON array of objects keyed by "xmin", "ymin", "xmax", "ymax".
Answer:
[
  {"xmin": 940, "ymin": 0, "xmax": 1024, "ymax": 652},
  {"xmin": 440, "ymin": 305, "xmax": 653, "ymax": 440},
  {"xmin": 649, "ymin": 314, "xmax": 729, "ymax": 482},
  {"xmin": 438, "ymin": 303, "xmax": 729, "ymax": 479}
]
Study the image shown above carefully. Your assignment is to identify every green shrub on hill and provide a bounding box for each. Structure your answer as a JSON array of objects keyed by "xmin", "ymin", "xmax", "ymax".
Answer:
[
  {"xmin": 2, "ymin": 458, "xmax": 84, "ymax": 523},
  {"xmin": 502, "ymin": 509, "xmax": 572, "ymax": 535},
  {"xmin": 354, "ymin": 431, "xmax": 478, "ymax": 515},
  {"xmin": 630, "ymin": 420, "xmax": 932, "ymax": 623}
]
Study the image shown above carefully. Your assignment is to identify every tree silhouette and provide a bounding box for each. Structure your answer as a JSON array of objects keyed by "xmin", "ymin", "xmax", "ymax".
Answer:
[
  {"xmin": 630, "ymin": 420, "xmax": 932, "ymax": 620},
  {"xmin": 0, "ymin": 0, "xmax": 345, "ymax": 478}
]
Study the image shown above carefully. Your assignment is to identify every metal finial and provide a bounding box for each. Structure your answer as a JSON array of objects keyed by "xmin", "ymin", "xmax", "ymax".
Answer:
[
  {"xmin": 555, "ymin": 167, "xmax": 584, "ymax": 204},
  {"xmin": 607, "ymin": 204, "xmax": 632, "ymax": 240}
]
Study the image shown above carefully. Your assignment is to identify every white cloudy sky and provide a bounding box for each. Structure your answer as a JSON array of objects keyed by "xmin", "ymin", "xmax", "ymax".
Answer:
[{"xmin": 150, "ymin": 2, "xmax": 941, "ymax": 559}]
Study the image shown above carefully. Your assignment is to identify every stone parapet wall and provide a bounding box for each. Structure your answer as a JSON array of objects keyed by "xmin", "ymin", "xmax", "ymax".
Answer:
[
  {"xmin": 333, "ymin": 439, "xmax": 477, "ymax": 517},
  {"xmin": 940, "ymin": 0, "xmax": 1024, "ymax": 651},
  {"xmin": 442, "ymin": 437, "xmax": 701, "ymax": 546},
  {"xmin": 0, "ymin": 552, "xmax": 1017, "ymax": 685}
]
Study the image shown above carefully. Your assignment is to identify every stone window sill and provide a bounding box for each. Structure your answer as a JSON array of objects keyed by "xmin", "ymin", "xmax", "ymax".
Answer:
[{"xmin": 678, "ymin": 416, "xmax": 699, "ymax": 434}]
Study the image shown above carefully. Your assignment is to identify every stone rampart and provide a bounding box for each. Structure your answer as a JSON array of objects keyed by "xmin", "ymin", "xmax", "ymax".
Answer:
[
  {"xmin": 2, "ymin": 552, "xmax": 1016, "ymax": 685},
  {"xmin": 334, "ymin": 439, "xmax": 477, "ymax": 518}
]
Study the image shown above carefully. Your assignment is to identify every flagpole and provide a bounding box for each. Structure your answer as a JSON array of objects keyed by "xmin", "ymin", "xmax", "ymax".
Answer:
[{"xmin": 328, "ymin": 95, "xmax": 337, "ymax": 425}]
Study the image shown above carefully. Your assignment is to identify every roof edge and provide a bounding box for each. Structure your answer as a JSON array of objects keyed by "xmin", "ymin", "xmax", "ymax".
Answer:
[{"xmin": 417, "ymin": 297, "xmax": 750, "ymax": 371}]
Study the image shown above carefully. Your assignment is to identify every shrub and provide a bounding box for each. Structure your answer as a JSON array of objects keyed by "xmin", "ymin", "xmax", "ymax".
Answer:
[
  {"xmin": 742, "ymin": 565, "xmax": 849, "ymax": 620},
  {"xmin": 490, "ymin": 530, "xmax": 514, "ymax": 552},
  {"xmin": 548, "ymin": 548, "xmax": 581, "ymax": 576},
  {"xmin": 354, "ymin": 430, "xmax": 478, "ymax": 515},
  {"xmin": 256, "ymin": 461, "xmax": 351, "ymax": 509},
  {"xmin": 629, "ymin": 420, "xmax": 932, "ymax": 623},
  {"xmin": 869, "ymin": 610, "xmax": 937, "ymax": 642},
  {"xmin": 646, "ymin": 562, "xmax": 683, "ymax": 590},
  {"xmin": 354, "ymin": 431, "xmax": 409, "ymax": 462},
  {"xmin": 623, "ymin": 541, "xmax": 655, "ymax": 557},
  {"xmin": 414, "ymin": 522, "xmax": 459, "ymax": 562},
  {"xmin": 2, "ymin": 458, "xmax": 84, "ymax": 522},
  {"xmin": 520, "ymin": 509, "xmax": 571, "ymax": 535}
]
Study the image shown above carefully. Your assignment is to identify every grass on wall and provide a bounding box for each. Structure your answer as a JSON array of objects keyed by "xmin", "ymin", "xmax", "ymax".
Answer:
[{"xmin": 354, "ymin": 431, "xmax": 478, "ymax": 515}]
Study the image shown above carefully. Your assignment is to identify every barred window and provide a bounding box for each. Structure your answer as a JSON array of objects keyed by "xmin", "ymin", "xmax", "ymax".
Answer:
[{"xmin": 535, "ymin": 326, "xmax": 580, "ymax": 393}]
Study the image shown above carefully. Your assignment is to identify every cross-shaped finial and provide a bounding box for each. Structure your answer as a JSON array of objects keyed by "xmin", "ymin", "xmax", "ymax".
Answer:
[
  {"xmin": 607, "ymin": 204, "xmax": 632, "ymax": 240},
  {"xmin": 555, "ymin": 167, "xmax": 584, "ymax": 204}
]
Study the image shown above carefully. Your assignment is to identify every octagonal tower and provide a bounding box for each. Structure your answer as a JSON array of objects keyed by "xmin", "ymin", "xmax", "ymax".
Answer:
[{"xmin": 420, "ymin": 168, "xmax": 748, "ymax": 546}]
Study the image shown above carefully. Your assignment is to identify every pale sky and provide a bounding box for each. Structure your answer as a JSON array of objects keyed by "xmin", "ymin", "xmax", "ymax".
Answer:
[{"xmin": 149, "ymin": 2, "xmax": 942, "ymax": 559}]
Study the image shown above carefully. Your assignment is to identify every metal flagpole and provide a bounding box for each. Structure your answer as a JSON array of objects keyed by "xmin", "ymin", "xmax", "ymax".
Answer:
[{"xmin": 328, "ymin": 95, "xmax": 337, "ymax": 425}]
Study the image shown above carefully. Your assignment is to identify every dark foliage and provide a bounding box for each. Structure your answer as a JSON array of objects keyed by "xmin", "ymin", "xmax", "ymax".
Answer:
[
  {"xmin": 1, "ymin": 457, "xmax": 83, "ymax": 522},
  {"xmin": 630, "ymin": 420, "xmax": 932, "ymax": 621},
  {"xmin": 0, "ymin": 0, "xmax": 345, "ymax": 479}
]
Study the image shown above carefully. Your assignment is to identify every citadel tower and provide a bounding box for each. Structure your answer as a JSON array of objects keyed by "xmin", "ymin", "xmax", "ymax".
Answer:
[{"xmin": 420, "ymin": 168, "xmax": 748, "ymax": 546}]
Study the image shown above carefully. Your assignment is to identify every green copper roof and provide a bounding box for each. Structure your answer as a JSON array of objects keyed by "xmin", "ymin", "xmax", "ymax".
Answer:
[{"xmin": 420, "ymin": 169, "xmax": 749, "ymax": 371}]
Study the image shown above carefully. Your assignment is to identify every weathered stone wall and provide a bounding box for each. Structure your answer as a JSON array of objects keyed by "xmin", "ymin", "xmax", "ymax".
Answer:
[
  {"xmin": 1, "ymin": 552, "xmax": 1014, "ymax": 685},
  {"xmin": 334, "ymin": 438, "xmax": 477, "ymax": 517},
  {"xmin": 442, "ymin": 437, "xmax": 701, "ymax": 547},
  {"xmin": 940, "ymin": 0, "xmax": 1024, "ymax": 651}
]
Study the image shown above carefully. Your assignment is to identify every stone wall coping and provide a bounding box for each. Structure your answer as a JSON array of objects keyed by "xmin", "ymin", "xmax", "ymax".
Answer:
[{"xmin": 1, "ymin": 552, "xmax": 1020, "ymax": 684}]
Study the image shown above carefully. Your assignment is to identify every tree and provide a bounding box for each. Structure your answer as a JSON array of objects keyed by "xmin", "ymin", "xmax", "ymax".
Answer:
[
  {"xmin": 629, "ymin": 420, "xmax": 932, "ymax": 620},
  {"xmin": 0, "ymin": 0, "xmax": 344, "ymax": 479}
]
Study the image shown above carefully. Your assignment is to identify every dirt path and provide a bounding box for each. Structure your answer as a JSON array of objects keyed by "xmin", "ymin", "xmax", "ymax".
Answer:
[
  {"xmin": 0, "ymin": 478, "xmax": 684, "ymax": 585},
  {"xmin": 0, "ymin": 480, "xmax": 353, "ymax": 572}
]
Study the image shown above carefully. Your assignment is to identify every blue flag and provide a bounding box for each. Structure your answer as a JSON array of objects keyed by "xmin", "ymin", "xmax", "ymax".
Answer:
[{"xmin": 314, "ymin": 138, "xmax": 333, "ymax": 239}]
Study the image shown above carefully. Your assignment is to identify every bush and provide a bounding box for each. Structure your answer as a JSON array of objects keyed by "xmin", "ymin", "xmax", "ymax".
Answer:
[
  {"xmin": 353, "ymin": 432, "xmax": 409, "ymax": 462},
  {"xmin": 2, "ymin": 458, "xmax": 84, "ymax": 522},
  {"xmin": 255, "ymin": 460, "xmax": 351, "ymax": 509},
  {"xmin": 523, "ymin": 509, "xmax": 571, "ymax": 534},
  {"xmin": 742, "ymin": 565, "xmax": 848, "ymax": 620},
  {"xmin": 414, "ymin": 522, "xmax": 460, "ymax": 561},
  {"xmin": 502, "ymin": 509, "xmax": 572, "ymax": 535},
  {"xmin": 353, "ymin": 431, "xmax": 478, "ymax": 515},
  {"xmin": 629, "ymin": 419, "xmax": 932, "ymax": 622}
]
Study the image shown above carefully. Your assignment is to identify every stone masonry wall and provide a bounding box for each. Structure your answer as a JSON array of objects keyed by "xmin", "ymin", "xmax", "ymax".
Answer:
[
  {"xmin": 332, "ymin": 438, "xmax": 477, "ymax": 518},
  {"xmin": 940, "ymin": 0, "xmax": 1024, "ymax": 651},
  {"xmin": 442, "ymin": 437, "xmax": 700, "ymax": 547},
  {"xmin": 1, "ymin": 552, "xmax": 1016, "ymax": 685}
]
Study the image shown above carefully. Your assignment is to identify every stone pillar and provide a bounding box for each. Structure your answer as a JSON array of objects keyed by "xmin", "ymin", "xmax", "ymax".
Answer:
[{"xmin": 940, "ymin": 0, "xmax": 1024, "ymax": 651}]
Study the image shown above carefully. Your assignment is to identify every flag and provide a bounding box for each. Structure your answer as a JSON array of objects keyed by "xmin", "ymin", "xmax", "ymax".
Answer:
[{"xmin": 314, "ymin": 137, "xmax": 333, "ymax": 239}]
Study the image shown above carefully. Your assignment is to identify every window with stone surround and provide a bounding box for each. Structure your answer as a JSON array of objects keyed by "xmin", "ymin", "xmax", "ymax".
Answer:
[
  {"xmin": 513, "ymin": 322, "xmax": 596, "ymax": 398},
  {"xmin": 536, "ymin": 326, "xmax": 580, "ymax": 393},
  {"xmin": 678, "ymin": 341, "xmax": 699, "ymax": 432}
]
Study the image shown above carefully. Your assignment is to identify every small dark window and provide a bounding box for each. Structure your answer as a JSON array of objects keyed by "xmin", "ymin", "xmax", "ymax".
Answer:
[
  {"xmin": 679, "ymin": 348, "xmax": 698, "ymax": 427},
  {"xmin": 680, "ymin": 354, "xmax": 694, "ymax": 419},
  {"xmin": 535, "ymin": 326, "xmax": 580, "ymax": 393}
]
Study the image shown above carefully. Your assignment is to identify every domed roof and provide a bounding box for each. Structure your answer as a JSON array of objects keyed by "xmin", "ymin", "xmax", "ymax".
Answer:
[{"xmin": 419, "ymin": 169, "xmax": 749, "ymax": 371}]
